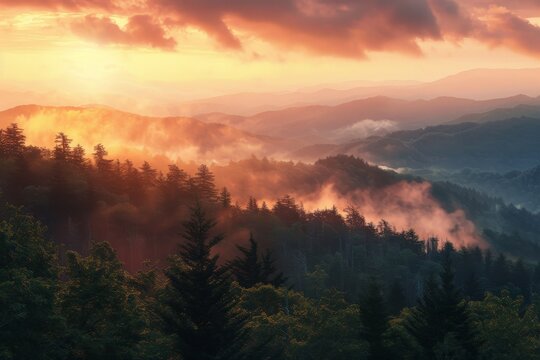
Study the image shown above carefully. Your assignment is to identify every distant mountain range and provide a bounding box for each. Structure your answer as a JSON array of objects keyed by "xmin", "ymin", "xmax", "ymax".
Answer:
[
  {"xmin": 183, "ymin": 68, "xmax": 540, "ymax": 116},
  {"xmin": 450, "ymin": 104, "xmax": 540, "ymax": 124},
  {"xmin": 196, "ymin": 94, "xmax": 540, "ymax": 142}
]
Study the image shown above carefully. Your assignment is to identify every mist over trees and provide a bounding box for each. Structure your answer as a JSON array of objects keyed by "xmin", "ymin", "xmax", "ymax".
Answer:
[{"xmin": 3, "ymin": 124, "xmax": 540, "ymax": 359}]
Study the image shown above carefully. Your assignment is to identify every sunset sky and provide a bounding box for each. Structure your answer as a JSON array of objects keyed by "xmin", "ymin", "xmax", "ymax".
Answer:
[{"xmin": 1, "ymin": 0, "xmax": 540, "ymax": 112}]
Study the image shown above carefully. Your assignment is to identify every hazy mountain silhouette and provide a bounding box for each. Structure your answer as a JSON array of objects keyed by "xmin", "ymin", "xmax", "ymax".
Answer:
[
  {"xmin": 184, "ymin": 68, "xmax": 540, "ymax": 116},
  {"xmin": 196, "ymin": 94, "xmax": 540, "ymax": 142},
  {"xmin": 450, "ymin": 104, "xmax": 540, "ymax": 124},
  {"xmin": 0, "ymin": 105, "xmax": 300, "ymax": 164}
]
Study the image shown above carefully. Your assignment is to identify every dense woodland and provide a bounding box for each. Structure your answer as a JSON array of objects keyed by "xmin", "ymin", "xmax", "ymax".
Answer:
[{"xmin": 3, "ymin": 123, "xmax": 540, "ymax": 359}]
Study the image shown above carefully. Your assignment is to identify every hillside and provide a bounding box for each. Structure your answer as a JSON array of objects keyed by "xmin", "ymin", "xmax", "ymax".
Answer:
[
  {"xmin": 0, "ymin": 105, "xmax": 300, "ymax": 164},
  {"xmin": 293, "ymin": 117, "xmax": 540, "ymax": 171},
  {"xmin": 196, "ymin": 95, "xmax": 540, "ymax": 142},
  {"xmin": 419, "ymin": 165, "xmax": 540, "ymax": 213},
  {"xmin": 451, "ymin": 104, "xmax": 540, "ymax": 124}
]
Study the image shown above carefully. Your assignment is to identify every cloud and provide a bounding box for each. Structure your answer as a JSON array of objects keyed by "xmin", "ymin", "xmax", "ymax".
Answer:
[
  {"xmin": 4, "ymin": 0, "xmax": 540, "ymax": 58},
  {"xmin": 155, "ymin": 0, "xmax": 443, "ymax": 57},
  {"xmin": 476, "ymin": 6, "xmax": 540, "ymax": 57},
  {"xmin": 0, "ymin": 0, "xmax": 117, "ymax": 10},
  {"xmin": 70, "ymin": 14, "xmax": 176, "ymax": 50}
]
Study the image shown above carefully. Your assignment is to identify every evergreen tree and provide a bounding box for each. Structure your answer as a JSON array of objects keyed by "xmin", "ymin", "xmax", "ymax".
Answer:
[
  {"xmin": 140, "ymin": 161, "xmax": 157, "ymax": 187},
  {"xmin": 71, "ymin": 144, "xmax": 87, "ymax": 167},
  {"xmin": 247, "ymin": 197, "xmax": 259, "ymax": 212},
  {"xmin": 359, "ymin": 280, "xmax": 390, "ymax": 360},
  {"xmin": 161, "ymin": 203, "xmax": 250, "ymax": 360},
  {"xmin": 405, "ymin": 254, "xmax": 479, "ymax": 359},
  {"xmin": 219, "ymin": 187, "xmax": 232, "ymax": 208},
  {"xmin": 272, "ymin": 195, "xmax": 302, "ymax": 226},
  {"xmin": 93, "ymin": 143, "xmax": 113, "ymax": 173},
  {"xmin": 193, "ymin": 164, "xmax": 218, "ymax": 201},
  {"xmin": 53, "ymin": 132, "xmax": 72, "ymax": 162},
  {"xmin": 230, "ymin": 233, "xmax": 262, "ymax": 288},
  {"xmin": 229, "ymin": 233, "xmax": 285, "ymax": 288},
  {"xmin": 3, "ymin": 123, "xmax": 26, "ymax": 158},
  {"xmin": 260, "ymin": 201, "xmax": 270, "ymax": 214},
  {"xmin": 261, "ymin": 249, "xmax": 286, "ymax": 288}
]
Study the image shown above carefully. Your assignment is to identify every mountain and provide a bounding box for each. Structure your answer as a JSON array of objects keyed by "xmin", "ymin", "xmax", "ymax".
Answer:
[
  {"xmin": 196, "ymin": 95, "xmax": 540, "ymax": 143},
  {"xmin": 212, "ymin": 155, "xmax": 540, "ymax": 259},
  {"xmin": 182, "ymin": 68, "xmax": 540, "ymax": 116},
  {"xmin": 418, "ymin": 165, "xmax": 540, "ymax": 213},
  {"xmin": 294, "ymin": 117, "xmax": 540, "ymax": 171},
  {"xmin": 450, "ymin": 104, "xmax": 540, "ymax": 124},
  {"xmin": 0, "ymin": 105, "xmax": 300, "ymax": 164}
]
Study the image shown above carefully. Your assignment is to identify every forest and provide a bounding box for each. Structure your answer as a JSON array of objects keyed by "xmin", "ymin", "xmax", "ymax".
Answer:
[{"xmin": 2, "ymin": 122, "xmax": 540, "ymax": 360}]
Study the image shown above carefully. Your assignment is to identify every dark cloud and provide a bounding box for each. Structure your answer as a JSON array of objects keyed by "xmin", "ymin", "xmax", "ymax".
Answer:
[
  {"xmin": 156, "ymin": 0, "xmax": 443, "ymax": 57},
  {"xmin": 70, "ymin": 14, "xmax": 176, "ymax": 50}
]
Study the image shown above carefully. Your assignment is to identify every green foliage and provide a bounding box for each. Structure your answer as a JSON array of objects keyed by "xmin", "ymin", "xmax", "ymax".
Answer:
[
  {"xmin": 0, "ymin": 201, "xmax": 64, "ymax": 360},
  {"xmin": 239, "ymin": 284, "xmax": 367, "ymax": 360},
  {"xmin": 60, "ymin": 242, "xmax": 153, "ymax": 360},
  {"xmin": 229, "ymin": 233, "xmax": 286, "ymax": 288},
  {"xmin": 471, "ymin": 292, "xmax": 540, "ymax": 360},
  {"xmin": 161, "ymin": 203, "xmax": 252, "ymax": 360},
  {"xmin": 405, "ymin": 253, "xmax": 479, "ymax": 360},
  {"xmin": 359, "ymin": 280, "xmax": 390, "ymax": 360}
]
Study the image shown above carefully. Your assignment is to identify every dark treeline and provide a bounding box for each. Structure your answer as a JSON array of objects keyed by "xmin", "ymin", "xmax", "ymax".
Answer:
[{"xmin": 3, "ymin": 124, "xmax": 540, "ymax": 359}]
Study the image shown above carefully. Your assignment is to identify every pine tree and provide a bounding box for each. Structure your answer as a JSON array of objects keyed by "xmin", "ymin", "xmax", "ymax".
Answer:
[
  {"xmin": 405, "ymin": 254, "xmax": 479, "ymax": 359},
  {"xmin": 161, "ymin": 203, "xmax": 250, "ymax": 360},
  {"xmin": 53, "ymin": 132, "xmax": 72, "ymax": 162},
  {"xmin": 359, "ymin": 280, "xmax": 390, "ymax": 360},
  {"xmin": 71, "ymin": 144, "xmax": 87, "ymax": 167},
  {"xmin": 344, "ymin": 205, "xmax": 366, "ymax": 230},
  {"xmin": 3, "ymin": 123, "xmax": 26, "ymax": 157},
  {"xmin": 261, "ymin": 249, "xmax": 286, "ymax": 287},
  {"xmin": 193, "ymin": 164, "xmax": 218, "ymax": 202},
  {"xmin": 229, "ymin": 233, "xmax": 286, "ymax": 288},
  {"xmin": 140, "ymin": 161, "xmax": 157, "ymax": 187},
  {"xmin": 230, "ymin": 233, "xmax": 261, "ymax": 288},
  {"xmin": 247, "ymin": 197, "xmax": 259, "ymax": 212},
  {"xmin": 219, "ymin": 187, "xmax": 232, "ymax": 208},
  {"xmin": 93, "ymin": 144, "xmax": 113, "ymax": 173},
  {"xmin": 260, "ymin": 201, "xmax": 270, "ymax": 214}
]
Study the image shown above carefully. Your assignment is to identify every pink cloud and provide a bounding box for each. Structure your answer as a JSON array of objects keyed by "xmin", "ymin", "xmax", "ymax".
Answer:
[
  {"xmin": 4, "ymin": 0, "xmax": 540, "ymax": 58},
  {"xmin": 70, "ymin": 14, "xmax": 176, "ymax": 50}
]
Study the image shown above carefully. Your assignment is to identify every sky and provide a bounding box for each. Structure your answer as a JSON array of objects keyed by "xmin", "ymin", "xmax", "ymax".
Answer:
[{"xmin": 1, "ymin": 0, "xmax": 540, "ymax": 112}]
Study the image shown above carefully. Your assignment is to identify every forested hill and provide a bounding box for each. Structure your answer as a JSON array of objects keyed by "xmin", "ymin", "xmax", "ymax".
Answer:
[
  {"xmin": 296, "ymin": 117, "xmax": 540, "ymax": 172},
  {"xmin": 4, "ymin": 123, "xmax": 540, "ymax": 359},
  {"xmin": 1, "ymin": 123, "xmax": 540, "ymax": 268}
]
